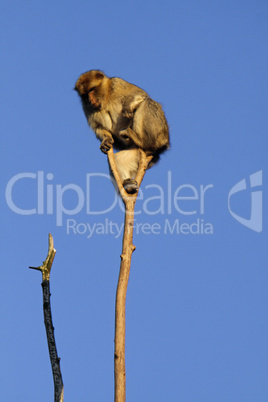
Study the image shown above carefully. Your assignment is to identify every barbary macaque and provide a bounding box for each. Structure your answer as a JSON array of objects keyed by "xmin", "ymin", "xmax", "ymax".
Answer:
[{"xmin": 74, "ymin": 70, "xmax": 169, "ymax": 193}]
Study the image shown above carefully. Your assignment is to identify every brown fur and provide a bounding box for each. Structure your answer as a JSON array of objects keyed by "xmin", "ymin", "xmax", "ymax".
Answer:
[{"xmin": 74, "ymin": 70, "xmax": 170, "ymax": 192}]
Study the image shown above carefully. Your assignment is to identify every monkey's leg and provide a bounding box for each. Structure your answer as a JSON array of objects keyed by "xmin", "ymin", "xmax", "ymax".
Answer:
[{"xmin": 122, "ymin": 95, "xmax": 145, "ymax": 118}]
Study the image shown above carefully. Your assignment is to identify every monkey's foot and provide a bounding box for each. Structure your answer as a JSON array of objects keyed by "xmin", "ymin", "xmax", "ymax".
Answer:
[
  {"xmin": 100, "ymin": 138, "xmax": 113, "ymax": 154},
  {"xmin": 119, "ymin": 129, "xmax": 131, "ymax": 141},
  {"xmin": 123, "ymin": 179, "xmax": 138, "ymax": 194}
]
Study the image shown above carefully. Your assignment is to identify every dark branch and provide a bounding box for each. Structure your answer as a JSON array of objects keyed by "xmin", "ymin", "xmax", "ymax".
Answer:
[{"xmin": 29, "ymin": 234, "xmax": 64, "ymax": 402}]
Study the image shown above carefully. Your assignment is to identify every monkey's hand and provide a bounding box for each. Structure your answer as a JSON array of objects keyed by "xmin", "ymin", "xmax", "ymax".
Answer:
[
  {"xmin": 100, "ymin": 137, "xmax": 114, "ymax": 154},
  {"xmin": 123, "ymin": 179, "xmax": 139, "ymax": 194},
  {"xmin": 122, "ymin": 109, "xmax": 134, "ymax": 119}
]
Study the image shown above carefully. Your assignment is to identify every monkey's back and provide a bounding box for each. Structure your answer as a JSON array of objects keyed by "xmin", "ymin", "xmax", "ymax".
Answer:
[
  {"xmin": 109, "ymin": 77, "xmax": 147, "ymax": 103},
  {"xmin": 132, "ymin": 97, "xmax": 169, "ymax": 153}
]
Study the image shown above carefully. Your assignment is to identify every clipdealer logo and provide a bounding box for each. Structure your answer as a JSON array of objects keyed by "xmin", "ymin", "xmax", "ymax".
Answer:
[
  {"xmin": 228, "ymin": 170, "xmax": 262, "ymax": 233},
  {"xmin": 4, "ymin": 170, "xmax": 263, "ymax": 235}
]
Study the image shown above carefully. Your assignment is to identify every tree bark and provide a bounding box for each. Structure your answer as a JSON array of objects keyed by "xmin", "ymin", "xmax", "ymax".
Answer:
[
  {"xmin": 114, "ymin": 200, "xmax": 135, "ymax": 402},
  {"xmin": 42, "ymin": 280, "xmax": 64, "ymax": 402}
]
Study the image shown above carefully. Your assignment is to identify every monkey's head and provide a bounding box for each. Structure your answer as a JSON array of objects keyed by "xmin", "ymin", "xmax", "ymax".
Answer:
[{"xmin": 74, "ymin": 70, "xmax": 109, "ymax": 110}]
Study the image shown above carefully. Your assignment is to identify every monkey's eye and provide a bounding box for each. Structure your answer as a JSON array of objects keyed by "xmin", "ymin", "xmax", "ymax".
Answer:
[{"xmin": 88, "ymin": 87, "xmax": 95, "ymax": 92}]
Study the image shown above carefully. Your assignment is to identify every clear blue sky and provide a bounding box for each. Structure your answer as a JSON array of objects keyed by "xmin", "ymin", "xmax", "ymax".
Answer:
[{"xmin": 1, "ymin": 1, "xmax": 267, "ymax": 401}]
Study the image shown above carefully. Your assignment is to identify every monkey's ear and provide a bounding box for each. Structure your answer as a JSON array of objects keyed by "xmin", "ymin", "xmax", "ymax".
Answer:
[{"xmin": 95, "ymin": 72, "xmax": 104, "ymax": 80}]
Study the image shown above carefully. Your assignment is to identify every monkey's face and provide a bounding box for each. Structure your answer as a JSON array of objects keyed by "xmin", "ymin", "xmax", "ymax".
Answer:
[
  {"xmin": 75, "ymin": 70, "xmax": 105, "ymax": 110},
  {"xmin": 88, "ymin": 88, "xmax": 101, "ymax": 109}
]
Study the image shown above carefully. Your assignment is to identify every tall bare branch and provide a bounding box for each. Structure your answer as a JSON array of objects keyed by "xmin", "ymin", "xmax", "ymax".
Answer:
[
  {"xmin": 107, "ymin": 148, "xmax": 152, "ymax": 402},
  {"xmin": 29, "ymin": 234, "xmax": 64, "ymax": 402}
]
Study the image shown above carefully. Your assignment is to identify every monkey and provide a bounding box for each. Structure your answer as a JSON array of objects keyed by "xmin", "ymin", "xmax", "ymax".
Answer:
[{"xmin": 74, "ymin": 70, "xmax": 169, "ymax": 193}]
